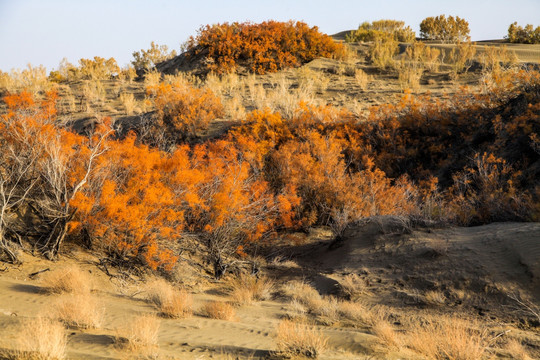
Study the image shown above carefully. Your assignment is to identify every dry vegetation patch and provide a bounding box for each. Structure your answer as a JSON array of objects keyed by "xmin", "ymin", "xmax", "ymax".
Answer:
[
  {"xmin": 405, "ymin": 316, "xmax": 491, "ymax": 360},
  {"xmin": 116, "ymin": 314, "xmax": 161, "ymax": 358},
  {"xmin": 275, "ymin": 320, "xmax": 328, "ymax": 359},
  {"xmin": 16, "ymin": 317, "xmax": 67, "ymax": 360},
  {"xmin": 144, "ymin": 279, "xmax": 193, "ymax": 318},
  {"xmin": 229, "ymin": 273, "xmax": 274, "ymax": 305},
  {"xmin": 201, "ymin": 301, "xmax": 236, "ymax": 321},
  {"xmin": 41, "ymin": 265, "xmax": 92, "ymax": 294},
  {"xmin": 53, "ymin": 294, "xmax": 103, "ymax": 329}
]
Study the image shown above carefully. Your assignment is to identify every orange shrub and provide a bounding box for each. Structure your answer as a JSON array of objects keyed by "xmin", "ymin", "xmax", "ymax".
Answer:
[
  {"xmin": 70, "ymin": 134, "xmax": 187, "ymax": 271},
  {"xmin": 187, "ymin": 20, "xmax": 344, "ymax": 74},
  {"xmin": 150, "ymin": 81, "xmax": 224, "ymax": 142}
]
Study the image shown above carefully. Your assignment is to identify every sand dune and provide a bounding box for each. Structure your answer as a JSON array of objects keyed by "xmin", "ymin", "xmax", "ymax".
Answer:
[{"xmin": 1, "ymin": 221, "xmax": 539, "ymax": 359}]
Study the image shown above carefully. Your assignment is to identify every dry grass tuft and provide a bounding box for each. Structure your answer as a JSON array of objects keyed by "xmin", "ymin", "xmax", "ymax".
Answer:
[
  {"xmin": 307, "ymin": 296, "xmax": 341, "ymax": 326},
  {"xmin": 275, "ymin": 319, "xmax": 328, "ymax": 359},
  {"xmin": 406, "ymin": 316, "xmax": 490, "ymax": 360},
  {"xmin": 119, "ymin": 92, "xmax": 137, "ymax": 115},
  {"xmin": 144, "ymin": 70, "xmax": 162, "ymax": 93},
  {"xmin": 144, "ymin": 278, "xmax": 193, "ymax": 318},
  {"xmin": 229, "ymin": 273, "xmax": 274, "ymax": 305},
  {"xmin": 41, "ymin": 265, "xmax": 92, "ymax": 294},
  {"xmin": 373, "ymin": 318, "xmax": 401, "ymax": 350},
  {"xmin": 505, "ymin": 338, "xmax": 533, "ymax": 360},
  {"xmin": 339, "ymin": 274, "xmax": 369, "ymax": 300},
  {"xmin": 16, "ymin": 317, "xmax": 67, "ymax": 360},
  {"xmin": 202, "ymin": 301, "xmax": 236, "ymax": 321},
  {"xmin": 354, "ymin": 69, "xmax": 371, "ymax": 90},
  {"xmin": 117, "ymin": 314, "xmax": 160, "ymax": 357},
  {"xmin": 281, "ymin": 280, "xmax": 321, "ymax": 308},
  {"xmin": 284, "ymin": 299, "xmax": 309, "ymax": 321},
  {"xmin": 424, "ymin": 290, "xmax": 447, "ymax": 306},
  {"xmin": 53, "ymin": 294, "xmax": 103, "ymax": 329},
  {"xmin": 337, "ymin": 300, "xmax": 371, "ymax": 325}
]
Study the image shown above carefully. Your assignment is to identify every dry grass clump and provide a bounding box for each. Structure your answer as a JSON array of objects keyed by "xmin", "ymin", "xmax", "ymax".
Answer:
[
  {"xmin": 41, "ymin": 265, "xmax": 92, "ymax": 294},
  {"xmin": 275, "ymin": 320, "xmax": 328, "ymax": 359},
  {"xmin": 143, "ymin": 70, "xmax": 162, "ymax": 93},
  {"xmin": 119, "ymin": 92, "xmax": 137, "ymax": 115},
  {"xmin": 424, "ymin": 290, "xmax": 447, "ymax": 306},
  {"xmin": 223, "ymin": 94, "xmax": 246, "ymax": 120},
  {"xmin": 370, "ymin": 33, "xmax": 398, "ymax": 69},
  {"xmin": 16, "ymin": 317, "xmax": 67, "ymax": 360},
  {"xmin": 117, "ymin": 314, "xmax": 160, "ymax": 357},
  {"xmin": 504, "ymin": 339, "xmax": 533, "ymax": 360},
  {"xmin": 373, "ymin": 317, "xmax": 401, "ymax": 350},
  {"xmin": 144, "ymin": 278, "xmax": 193, "ymax": 318},
  {"xmin": 339, "ymin": 274, "xmax": 369, "ymax": 300},
  {"xmin": 448, "ymin": 41, "xmax": 477, "ymax": 80},
  {"xmin": 53, "ymin": 294, "xmax": 103, "ymax": 329},
  {"xmin": 201, "ymin": 301, "xmax": 236, "ymax": 321},
  {"xmin": 354, "ymin": 69, "xmax": 372, "ymax": 90},
  {"xmin": 406, "ymin": 316, "xmax": 490, "ymax": 360},
  {"xmin": 397, "ymin": 63, "xmax": 424, "ymax": 90},
  {"xmin": 307, "ymin": 296, "xmax": 341, "ymax": 326},
  {"xmin": 281, "ymin": 280, "xmax": 321, "ymax": 308},
  {"xmin": 337, "ymin": 300, "xmax": 372, "ymax": 325},
  {"xmin": 229, "ymin": 273, "xmax": 274, "ymax": 305},
  {"xmin": 284, "ymin": 299, "xmax": 309, "ymax": 321},
  {"xmin": 282, "ymin": 281, "xmax": 352, "ymax": 325}
]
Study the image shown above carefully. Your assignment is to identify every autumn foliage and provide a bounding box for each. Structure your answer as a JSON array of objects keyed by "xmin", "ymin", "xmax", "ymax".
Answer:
[
  {"xmin": 186, "ymin": 20, "xmax": 345, "ymax": 74},
  {"xmin": 420, "ymin": 15, "xmax": 470, "ymax": 42},
  {"xmin": 149, "ymin": 81, "xmax": 224, "ymax": 142},
  {"xmin": 507, "ymin": 22, "xmax": 540, "ymax": 44},
  {"xmin": 1, "ymin": 65, "xmax": 539, "ymax": 274},
  {"xmin": 346, "ymin": 20, "xmax": 416, "ymax": 43}
]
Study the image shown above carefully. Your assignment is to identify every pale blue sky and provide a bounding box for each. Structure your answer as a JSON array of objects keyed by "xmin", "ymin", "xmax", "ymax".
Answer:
[{"xmin": 0, "ymin": 0, "xmax": 539, "ymax": 71}]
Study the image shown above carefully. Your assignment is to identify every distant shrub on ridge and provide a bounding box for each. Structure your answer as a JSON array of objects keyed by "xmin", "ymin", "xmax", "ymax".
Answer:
[{"xmin": 186, "ymin": 20, "xmax": 345, "ymax": 74}]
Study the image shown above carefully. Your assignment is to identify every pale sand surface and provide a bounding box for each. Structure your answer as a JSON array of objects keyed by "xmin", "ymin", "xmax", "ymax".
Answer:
[{"xmin": 0, "ymin": 221, "xmax": 539, "ymax": 359}]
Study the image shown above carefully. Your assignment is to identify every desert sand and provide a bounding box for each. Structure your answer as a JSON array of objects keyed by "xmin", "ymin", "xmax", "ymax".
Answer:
[{"xmin": 0, "ymin": 219, "xmax": 539, "ymax": 359}]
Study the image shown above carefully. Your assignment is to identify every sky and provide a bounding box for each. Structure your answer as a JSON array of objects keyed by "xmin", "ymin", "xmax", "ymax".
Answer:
[{"xmin": 0, "ymin": 0, "xmax": 539, "ymax": 71}]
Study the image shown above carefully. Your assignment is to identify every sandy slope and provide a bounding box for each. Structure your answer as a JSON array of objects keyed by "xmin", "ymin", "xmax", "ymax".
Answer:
[{"xmin": 0, "ymin": 221, "xmax": 539, "ymax": 359}]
